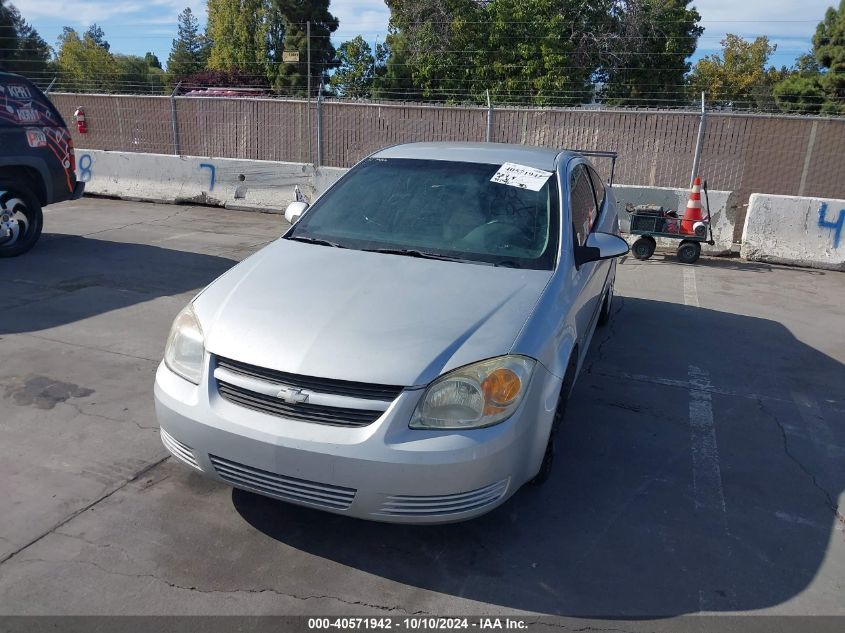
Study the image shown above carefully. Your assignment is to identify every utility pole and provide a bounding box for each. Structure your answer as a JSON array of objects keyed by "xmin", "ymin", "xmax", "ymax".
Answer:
[
  {"xmin": 486, "ymin": 89, "xmax": 493, "ymax": 142},
  {"xmin": 307, "ymin": 20, "xmax": 312, "ymax": 164},
  {"xmin": 690, "ymin": 92, "xmax": 706, "ymax": 188}
]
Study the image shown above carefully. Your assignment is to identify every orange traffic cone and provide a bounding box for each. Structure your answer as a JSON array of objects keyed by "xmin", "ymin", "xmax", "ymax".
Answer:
[{"xmin": 681, "ymin": 177, "xmax": 704, "ymax": 235}]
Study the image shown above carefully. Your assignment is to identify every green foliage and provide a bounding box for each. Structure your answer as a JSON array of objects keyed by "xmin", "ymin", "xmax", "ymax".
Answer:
[
  {"xmin": 207, "ymin": 0, "xmax": 269, "ymax": 72},
  {"xmin": 331, "ymin": 36, "xmax": 377, "ymax": 98},
  {"xmin": 85, "ymin": 23, "xmax": 110, "ymax": 52},
  {"xmin": 55, "ymin": 26, "xmax": 120, "ymax": 92},
  {"xmin": 773, "ymin": 73, "xmax": 827, "ymax": 114},
  {"xmin": 145, "ymin": 52, "xmax": 162, "ymax": 70},
  {"xmin": 0, "ymin": 0, "xmax": 52, "ymax": 80},
  {"xmin": 272, "ymin": 0, "xmax": 339, "ymax": 96},
  {"xmin": 115, "ymin": 54, "xmax": 167, "ymax": 94},
  {"xmin": 600, "ymin": 0, "xmax": 703, "ymax": 106},
  {"xmin": 687, "ymin": 34, "xmax": 779, "ymax": 108},
  {"xmin": 167, "ymin": 8, "xmax": 210, "ymax": 80},
  {"xmin": 813, "ymin": 0, "xmax": 845, "ymax": 111}
]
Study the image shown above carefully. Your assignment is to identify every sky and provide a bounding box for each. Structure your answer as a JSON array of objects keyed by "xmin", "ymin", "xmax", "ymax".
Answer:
[{"xmin": 12, "ymin": 0, "xmax": 837, "ymax": 71}]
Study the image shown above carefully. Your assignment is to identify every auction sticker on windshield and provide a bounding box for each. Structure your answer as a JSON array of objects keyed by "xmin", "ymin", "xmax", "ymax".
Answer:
[{"xmin": 490, "ymin": 162, "xmax": 553, "ymax": 191}]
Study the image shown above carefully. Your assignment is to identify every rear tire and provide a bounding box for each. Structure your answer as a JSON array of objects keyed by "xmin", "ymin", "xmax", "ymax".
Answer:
[
  {"xmin": 677, "ymin": 240, "xmax": 701, "ymax": 264},
  {"xmin": 631, "ymin": 236, "xmax": 656, "ymax": 260},
  {"xmin": 0, "ymin": 183, "xmax": 43, "ymax": 258}
]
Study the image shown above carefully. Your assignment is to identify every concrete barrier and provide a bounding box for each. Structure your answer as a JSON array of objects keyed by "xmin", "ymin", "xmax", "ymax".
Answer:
[
  {"xmin": 741, "ymin": 194, "xmax": 845, "ymax": 271},
  {"xmin": 612, "ymin": 184, "xmax": 739, "ymax": 256},
  {"xmin": 75, "ymin": 150, "xmax": 346, "ymax": 213},
  {"xmin": 73, "ymin": 151, "xmax": 741, "ymax": 258}
]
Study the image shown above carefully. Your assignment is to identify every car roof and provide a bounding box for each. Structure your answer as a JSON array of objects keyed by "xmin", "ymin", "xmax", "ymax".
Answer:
[{"xmin": 373, "ymin": 142, "xmax": 576, "ymax": 171}]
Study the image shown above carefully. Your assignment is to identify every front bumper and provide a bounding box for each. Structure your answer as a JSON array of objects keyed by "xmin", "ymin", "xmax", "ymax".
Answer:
[{"xmin": 154, "ymin": 358, "xmax": 561, "ymax": 523}]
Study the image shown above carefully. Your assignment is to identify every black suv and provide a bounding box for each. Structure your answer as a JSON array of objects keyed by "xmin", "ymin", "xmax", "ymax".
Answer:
[{"xmin": 0, "ymin": 72, "xmax": 84, "ymax": 257}]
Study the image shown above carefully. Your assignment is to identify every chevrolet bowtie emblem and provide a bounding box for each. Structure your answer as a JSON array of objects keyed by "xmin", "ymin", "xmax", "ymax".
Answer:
[{"xmin": 276, "ymin": 386, "xmax": 309, "ymax": 404}]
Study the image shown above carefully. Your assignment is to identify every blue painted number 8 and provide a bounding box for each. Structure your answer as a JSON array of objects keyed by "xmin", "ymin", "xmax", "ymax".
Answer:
[{"xmin": 78, "ymin": 154, "xmax": 93, "ymax": 182}]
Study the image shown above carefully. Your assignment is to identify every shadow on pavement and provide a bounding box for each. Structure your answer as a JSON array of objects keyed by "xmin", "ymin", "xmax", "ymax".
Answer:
[
  {"xmin": 1, "ymin": 234, "xmax": 239, "ymax": 336},
  {"xmin": 232, "ymin": 297, "xmax": 845, "ymax": 617}
]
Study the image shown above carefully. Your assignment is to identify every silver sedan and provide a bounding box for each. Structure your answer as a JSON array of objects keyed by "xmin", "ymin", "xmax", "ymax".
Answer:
[{"xmin": 154, "ymin": 142, "xmax": 628, "ymax": 523}]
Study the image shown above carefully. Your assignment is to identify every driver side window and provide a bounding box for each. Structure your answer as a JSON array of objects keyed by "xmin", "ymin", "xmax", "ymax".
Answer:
[{"xmin": 569, "ymin": 164, "xmax": 598, "ymax": 248}]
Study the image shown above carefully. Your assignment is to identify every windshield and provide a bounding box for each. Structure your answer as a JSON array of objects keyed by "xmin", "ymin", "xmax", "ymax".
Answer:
[{"xmin": 287, "ymin": 158, "xmax": 559, "ymax": 270}]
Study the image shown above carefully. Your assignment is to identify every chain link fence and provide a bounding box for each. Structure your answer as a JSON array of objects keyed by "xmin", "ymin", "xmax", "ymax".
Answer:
[{"xmin": 50, "ymin": 92, "xmax": 845, "ymax": 226}]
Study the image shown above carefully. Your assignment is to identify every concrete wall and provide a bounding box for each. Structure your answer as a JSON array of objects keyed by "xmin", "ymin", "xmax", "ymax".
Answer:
[
  {"xmin": 741, "ymin": 193, "xmax": 845, "ymax": 271},
  {"xmin": 75, "ymin": 150, "xmax": 346, "ymax": 213},
  {"xmin": 612, "ymin": 184, "xmax": 738, "ymax": 255}
]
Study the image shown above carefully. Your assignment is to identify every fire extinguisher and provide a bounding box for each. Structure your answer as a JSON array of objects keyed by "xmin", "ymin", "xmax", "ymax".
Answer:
[{"xmin": 74, "ymin": 107, "xmax": 87, "ymax": 134}]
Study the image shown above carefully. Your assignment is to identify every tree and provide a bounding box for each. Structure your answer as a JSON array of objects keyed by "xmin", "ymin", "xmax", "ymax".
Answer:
[
  {"xmin": 382, "ymin": 0, "xmax": 621, "ymax": 106},
  {"xmin": 272, "ymin": 0, "xmax": 339, "ymax": 96},
  {"xmin": 331, "ymin": 36, "xmax": 376, "ymax": 98},
  {"xmin": 206, "ymin": 0, "xmax": 269, "ymax": 75},
  {"xmin": 167, "ymin": 7, "xmax": 210, "ymax": 79},
  {"xmin": 55, "ymin": 26, "xmax": 120, "ymax": 92},
  {"xmin": 145, "ymin": 52, "xmax": 162, "ymax": 70},
  {"xmin": 85, "ymin": 23, "xmax": 110, "ymax": 52},
  {"xmin": 114, "ymin": 54, "xmax": 167, "ymax": 94},
  {"xmin": 813, "ymin": 0, "xmax": 845, "ymax": 113},
  {"xmin": 600, "ymin": 0, "xmax": 703, "ymax": 107},
  {"xmin": 0, "ymin": 0, "xmax": 52, "ymax": 80},
  {"xmin": 687, "ymin": 34, "xmax": 779, "ymax": 109}
]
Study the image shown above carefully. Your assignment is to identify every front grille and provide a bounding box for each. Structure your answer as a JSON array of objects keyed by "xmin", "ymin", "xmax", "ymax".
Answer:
[
  {"xmin": 216, "ymin": 356, "xmax": 403, "ymax": 401},
  {"xmin": 217, "ymin": 381, "xmax": 384, "ymax": 427},
  {"xmin": 378, "ymin": 479, "xmax": 509, "ymax": 517},
  {"xmin": 161, "ymin": 428, "xmax": 201, "ymax": 470},
  {"xmin": 210, "ymin": 454, "xmax": 356, "ymax": 510}
]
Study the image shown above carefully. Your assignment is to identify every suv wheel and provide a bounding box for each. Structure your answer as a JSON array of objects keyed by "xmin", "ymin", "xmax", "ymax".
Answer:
[{"xmin": 0, "ymin": 183, "xmax": 43, "ymax": 258}]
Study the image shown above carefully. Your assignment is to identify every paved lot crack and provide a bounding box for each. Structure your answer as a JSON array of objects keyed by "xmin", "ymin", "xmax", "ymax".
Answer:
[
  {"xmin": 756, "ymin": 397, "xmax": 844, "ymax": 526},
  {"xmin": 15, "ymin": 556, "xmax": 432, "ymax": 614},
  {"xmin": 0, "ymin": 455, "xmax": 171, "ymax": 567},
  {"xmin": 18, "ymin": 332, "xmax": 159, "ymax": 363}
]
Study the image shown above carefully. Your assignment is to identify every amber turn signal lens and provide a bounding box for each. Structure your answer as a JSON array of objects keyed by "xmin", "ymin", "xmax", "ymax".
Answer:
[{"xmin": 481, "ymin": 368, "xmax": 521, "ymax": 408}]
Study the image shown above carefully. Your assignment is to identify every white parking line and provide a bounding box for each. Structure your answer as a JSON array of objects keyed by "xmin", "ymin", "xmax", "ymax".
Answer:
[
  {"xmin": 683, "ymin": 265, "xmax": 732, "ymax": 611},
  {"xmin": 688, "ymin": 365, "xmax": 727, "ymax": 521},
  {"xmin": 683, "ymin": 265, "xmax": 699, "ymax": 308}
]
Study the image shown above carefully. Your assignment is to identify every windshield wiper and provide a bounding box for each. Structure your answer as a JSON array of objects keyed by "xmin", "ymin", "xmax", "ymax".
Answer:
[
  {"xmin": 285, "ymin": 236, "xmax": 345, "ymax": 248},
  {"xmin": 362, "ymin": 248, "xmax": 465, "ymax": 262}
]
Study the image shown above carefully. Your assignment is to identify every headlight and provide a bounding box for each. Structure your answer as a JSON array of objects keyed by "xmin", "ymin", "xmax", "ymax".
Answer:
[
  {"xmin": 410, "ymin": 356, "xmax": 536, "ymax": 430},
  {"xmin": 164, "ymin": 304, "xmax": 204, "ymax": 384}
]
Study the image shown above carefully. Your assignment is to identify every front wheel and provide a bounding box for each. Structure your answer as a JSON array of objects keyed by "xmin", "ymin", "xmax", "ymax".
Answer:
[
  {"xmin": 0, "ymin": 183, "xmax": 43, "ymax": 258},
  {"xmin": 677, "ymin": 240, "xmax": 701, "ymax": 264},
  {"xmin": 631, "ymin": 236, "xmax": 656, "ymax": 260},
  {"xmin": 531, "ymin": 357, "xmax": 576, "ymax": 486}
]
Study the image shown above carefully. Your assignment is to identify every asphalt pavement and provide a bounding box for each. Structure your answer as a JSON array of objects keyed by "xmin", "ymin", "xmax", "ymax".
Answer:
[{"xmin": 1, "ymin": 198, "xmax": 843, "ymax": 625}]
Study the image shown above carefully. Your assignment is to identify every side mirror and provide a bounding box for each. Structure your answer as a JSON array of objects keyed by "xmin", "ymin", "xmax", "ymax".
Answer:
[
  {"xmin": 574, "ymin": 232, "xmax": 629, "ymax": 267},
  {"xmin": 284, "ymin": 201, "xmax": 309, "ymax": 224}
]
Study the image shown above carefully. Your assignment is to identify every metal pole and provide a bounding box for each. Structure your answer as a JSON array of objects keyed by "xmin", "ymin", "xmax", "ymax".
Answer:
[
  {"xmin": 45, "ymin": 76, "xmax": 57, "ymax": 94},
  {"xmin": 307, "ymin": 20, "xmax": 312, "ymax": 164},
  {"xmin": 486, "ymin": 89, "xmax": 493, "ymax": 142},
  {"xmin": 170, "ymin": 82, "xmax": 182, "ymax": 156},
  {"xmin": 690, "ymin": 91, "xmax": 706, "ymax": 188},
  {"xmin": 316, "ymin": 82, "xmax": 324, "ymax": 167}
]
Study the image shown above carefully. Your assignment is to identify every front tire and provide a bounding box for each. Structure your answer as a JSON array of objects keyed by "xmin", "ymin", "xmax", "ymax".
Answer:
[
  {"xmin": 631, "ymin": 236, "xmax": 656, "ymax": 260},
  {"xmin": 677, "ymin": 240, "xmax": 701, "ymax": 264},
  {"xmin": 0, "ymin": 183, "xmax": 43, "ymax": 258},
  {"xmin": 531, "ymin": 357, "xmax": 577, "ymax": 486}
]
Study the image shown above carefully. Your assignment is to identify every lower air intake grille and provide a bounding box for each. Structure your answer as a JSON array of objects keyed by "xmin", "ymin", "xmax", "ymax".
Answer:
[
  {"xmin": 161, "ymin": 428, "xmax": 201, "ymax": 470},
  {"xmin": 378, "ymin": 479, "xmax": 509, "ymax": 517},
  {"xmin": 209, "ymin": 454, "xmax": 356, "ymax": 510}
]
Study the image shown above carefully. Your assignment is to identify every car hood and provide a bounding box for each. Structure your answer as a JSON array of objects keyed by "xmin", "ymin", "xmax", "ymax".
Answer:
[{"xmin": 194, "ymin": 240, "xmax": 552, "ymax": 387}]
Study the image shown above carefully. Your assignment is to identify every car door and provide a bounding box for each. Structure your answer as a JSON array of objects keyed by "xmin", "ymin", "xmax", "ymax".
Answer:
[
  {"xmin": 567, "ymin": 162, "xmax": 601, "ymax": 354},
  {"xmin": 586, "ymin": 165, "xmax": 616, "ymax": 299}
]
